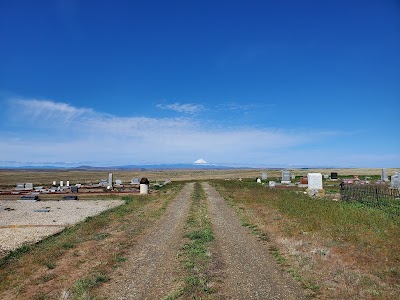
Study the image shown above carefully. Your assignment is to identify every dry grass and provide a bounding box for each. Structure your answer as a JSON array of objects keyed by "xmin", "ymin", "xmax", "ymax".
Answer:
[
  {"xmin": 214, "ymin": 180, "xmax": 400, "ymax": 299},
  {"xmin": 0, "ymin": 183, "xmax": 183, "ymax": 299},
  {"xmin": 1, "ymin": 168, "xmax": 399, "ymax": 188}
]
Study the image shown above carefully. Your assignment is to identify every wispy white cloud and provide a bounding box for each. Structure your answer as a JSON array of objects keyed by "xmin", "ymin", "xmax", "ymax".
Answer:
[
  {"xmin": 0, "ymin": 98, "xmax": 360, "ymax": 166},
  {"xmin": 156, "ymin": 102, "xmax": 204, "ymax": 114}
]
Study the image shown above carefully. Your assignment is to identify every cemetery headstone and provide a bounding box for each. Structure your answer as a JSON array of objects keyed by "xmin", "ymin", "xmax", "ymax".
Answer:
[
  {"xmin": 108, "ymin": 173, "xmax": 113, "ymax": 187},
  {"xmin": 256, "ymin": 178, "xmax": 261, "ymax": 183},
  {"xmin": 308, "ymin": 173, "xmax": 323, "ymax": 189},
  {"xmin": 115, "ymin": 179, "xmax": 122, "ymax": 185},
  {"xmin": 16, "ymin": 183, "xmax": 25, "ymax": 190},
  {"xmin": 391, "ymin": 173, "xmax": 400, "ymax": 189},
  {"xmin": 330, "ymin": 172, "xmax": 338, "ymax": 180},
  {"xmin": 382, "ymin": 169, "xmax": 388, "ymax": 181},
  {"xmin": 24, "ymin": 183, "xmax": 33, "ymax": 190},
  {"xmin": 307, "ymin": 173, "xmax": 324, "ymax": 197},
  {"xmin": 281, "ymin": 170, "xmax": 291, "ymax": 183},
  {"xmin": 269, "ymin": 181, "xmax": 276, "ymax": 187},
  {"xmin": 131, "ymin": 178, "xmax": 140, "ymax": 184},
  {"xmin": 60, "ymin": 181, "xmax": 64, "ymax": 187},
  {"xmin": 140, "ymin": 177, "xmax": 150, "ymax": 194},
  {"xmin": 261, "ymin": 172, "xmax": 267, "ymax": 180}
]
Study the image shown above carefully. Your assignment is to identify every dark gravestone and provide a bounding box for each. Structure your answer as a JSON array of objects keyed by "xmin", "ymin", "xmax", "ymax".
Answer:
[
  {"xmin": 20, "ymin": 195, "xmax": 39, "ymax": 201},
  {"xmin": 330, "ymin": 172, "xmax": 338, "ymax": 180},
  {"xmin": 63, "ymin": 195, "xmax": 78, "ymax": 200}
]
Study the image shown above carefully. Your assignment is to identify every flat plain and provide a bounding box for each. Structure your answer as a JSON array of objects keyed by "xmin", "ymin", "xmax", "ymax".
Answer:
[{"xmin": 0, "ymin": 168, "xmax": 399, "ymax": 299}]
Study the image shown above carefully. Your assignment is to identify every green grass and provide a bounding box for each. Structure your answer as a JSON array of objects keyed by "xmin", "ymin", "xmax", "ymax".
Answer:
[
  {"xmin": 213, "ymin": 180, "xmax": 400, "ymax": 298},
  {"xmin": 168, "ymin": 182, "xmax": 215, "ymax": 299},
  {"xmin": 0, "ymin": 183, "xmax": 184, "ymax": 299}
]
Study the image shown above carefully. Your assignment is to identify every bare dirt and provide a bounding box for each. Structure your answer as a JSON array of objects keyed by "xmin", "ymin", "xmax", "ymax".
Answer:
[
  {"xmin": 202, "ymin": 182, "xmax": 305, "ymax": 299},
  {"xmin": 97, "ymin": 183, "xmax": 194, "ymax": 299},
  {"xmin": 99, "ymin": 182, "xmax": 305, "ymax": 299}
]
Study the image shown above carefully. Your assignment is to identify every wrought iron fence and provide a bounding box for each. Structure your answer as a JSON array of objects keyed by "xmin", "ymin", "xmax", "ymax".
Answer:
[{"xmin": 340, "ymin": 183, "xmax": 400, "ymax": 215}]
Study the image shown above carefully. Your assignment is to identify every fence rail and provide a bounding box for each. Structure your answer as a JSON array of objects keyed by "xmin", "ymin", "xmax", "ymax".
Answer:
[{"xmin": 340, "ymin": 184, "xmax": 400, "ymax": 215}]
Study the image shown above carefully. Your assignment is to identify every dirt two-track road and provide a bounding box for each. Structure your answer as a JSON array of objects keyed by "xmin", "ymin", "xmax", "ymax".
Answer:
[{"xmin": 100, "ymin": 182, "xmax": 304, "ymax": 299}]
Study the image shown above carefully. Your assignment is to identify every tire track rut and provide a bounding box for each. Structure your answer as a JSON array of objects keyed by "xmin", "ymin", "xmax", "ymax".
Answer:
[
  {"xmin": 203, "ymin": 182, "xmax": 304, "ymax": 299},
  {"xmin": 99, "ymin": 183, "xmax": 194, "ymax": 300}
]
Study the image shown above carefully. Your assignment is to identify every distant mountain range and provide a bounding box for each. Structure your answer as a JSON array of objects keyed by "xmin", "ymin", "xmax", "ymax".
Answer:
[
  {"xmin": 0, "ymin": 163, "xmax": 344, "ymax": 170},
  {"xmin": 0, "ymin": 163, "xmax": 239, "ymax": 170}
]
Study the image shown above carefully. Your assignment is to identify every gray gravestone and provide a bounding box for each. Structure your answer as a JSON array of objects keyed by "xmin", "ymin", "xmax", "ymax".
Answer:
[
  {"xmin": 131, "ymin": 178, "xmax": 139, "ymax": 184},
  {"xmin": 282, "ymin": 171, "xmax": 291, "ymax": 183},
  {"xmin": 115, "ymin": 179, "xmax": 122, "ymax": 185},
  {"xmin": 261, "ymin": 172, "xmax": 267, "ymax": 180},
  {"xmin": 391, "ymin": 173, "xmax": 400, "ymax": 189},
  {"xmin": 381, "ymin": 169, "xmax": 388, "ymax": 181}
]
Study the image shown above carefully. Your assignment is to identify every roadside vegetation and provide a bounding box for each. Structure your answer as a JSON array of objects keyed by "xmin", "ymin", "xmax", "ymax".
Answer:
[
  {"xmin": 166, "ymin": 182, "xmax": 216, "ymax": 299},
  {"xmin": 0, "ymin": 183, "xmax": 183, "ymax": 300},
  {"xmin": 213, "ymin": 179, "xmax": 400, "ymax": 299}
]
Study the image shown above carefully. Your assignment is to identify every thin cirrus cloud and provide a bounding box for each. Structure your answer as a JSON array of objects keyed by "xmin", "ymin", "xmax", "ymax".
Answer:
[
  {"xmin": 156, "ymin": 102, "xmax": 205, "ymax": 114},
  {"xmin": 0, "ymin": 98, "xmax": 330, "ymax": 166}
]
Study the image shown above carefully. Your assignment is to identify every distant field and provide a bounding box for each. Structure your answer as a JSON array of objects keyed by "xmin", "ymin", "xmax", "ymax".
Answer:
[{"xmin": 0, "ymin": 168, "xmax": 399, "ymax": 188}]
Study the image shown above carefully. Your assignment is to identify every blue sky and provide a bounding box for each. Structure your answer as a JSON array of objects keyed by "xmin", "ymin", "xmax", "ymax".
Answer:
[{"xmin": 0, "ymin": 0, "xmax": 399, "ymax": 167}]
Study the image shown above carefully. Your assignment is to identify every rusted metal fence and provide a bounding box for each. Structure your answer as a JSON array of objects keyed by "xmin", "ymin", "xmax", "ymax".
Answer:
[{"xmin": 340, "ymin": 184, "xmax": 400, "ymax": 215}]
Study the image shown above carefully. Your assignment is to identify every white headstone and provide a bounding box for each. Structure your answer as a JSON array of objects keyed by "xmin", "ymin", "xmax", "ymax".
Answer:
[
  {"xmin": 323, "ymin": 174, "xmax": 329, "ymax": 179},
  {"xmin": 269, "ymin": 181, "xmax": 276, "ymax": 187},
  {"xmin": 108, "ymin": 173, "xmax": 113, "ymax": 187},
  {"xmin": 308, "ymin": 173, "xmax": 323, "ymax": 190},
  {"xmin": 131, "ymin": 178, "xmax": 139, "ymax": 184},
  {"xmin": 24, "ymin": 183, "xmax": 33, "ymax": 190},
  {"xmin": 256, "ymin": 178, "xmax": 261, "ymax": 183},
  {"xmin": 52, "ymin": 181, "xmax": 56, "ymax": 186},
  {"xmin": 66, "ymin": 180, "xmax": 70, "ymax": 187},
  {"xmin": 261, "ymin": 172, "xmax": 267, "ymax": 180},
  {"xmin": 140, "ymin": 184, "xmax": 149, "ymax": 194},
  {"xmin": 60, "ymin": 181, "xmax": 64, "ymax": 187},
  {"xmin": 115, "ymin": 179, "xmax": 122, "ymax": 185}
]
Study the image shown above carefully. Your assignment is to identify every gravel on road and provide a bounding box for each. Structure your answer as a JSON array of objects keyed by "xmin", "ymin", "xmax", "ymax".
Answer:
[
  {"xmin": 203, "ymin": 182, "xmax": 305, "ymax": 300},
  {"xmin": 99, "ymin": 183, "xmax": 194, "ymax": 299},
  {"xmin": 0, "ymin": 199, "xmax": 123, "ymax": 254}
]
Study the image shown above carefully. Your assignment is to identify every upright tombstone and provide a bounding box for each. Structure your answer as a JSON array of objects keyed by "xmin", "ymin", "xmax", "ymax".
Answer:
[
  {"xmin": 307, "ymin": 173, "xmax": 324, "ymax": 197},
  {"xmin": 140, "ymin": 177, "xmax": 149, "ymax": 194},
  {"xmin": 131, "ymin": 178, "xmax": 140, "ymax": 184},
  {"xmin": 16, "ymin": 183, "xmax": 25, "ymax": 190},
  {"xmin": 381, "ymin": 169, "xmax": 388, "ymax": 182},
  {"xmin": 269, "ymin": 181, "xmax": 276, "ymax": 188},
  {"xmin": 256, "ymin": 178, "xmax": 262, "ymax": 183},
  {"xmin": 60, "ymin": 181, "xmax": 64, "ymax": 187},
  {"xmin": 52, "ymin": 181, "xmax": 57, "ymax": 186},
  {"xmin": 281, "ymin": 170, "xmax": 291, "ymax": 184},
  {"xmin": 24, "ymin": 183, "xmax": 33, "ymax": 190},
  {"xmin": 66, "ymin": 180, "xmax": 70, "ymax": 187},
  {"xmin": 108, "ymin": 173, "xmax": 113, "ymax": 188},
  {"xmin": 115, "ymin": 179, "xmax": 122, "ymax": 185},
  {"xmin": 391, "ymin": 172, "xmax": 400, "ymax": 189},
  {"xmin": 261, "ymin": 172, "xmax": 267, "ymax": 180},
  {"xmin": 330, "ymin": 172, "xmax": 338, "ymax": 180}
]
